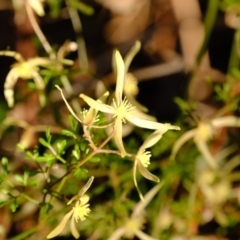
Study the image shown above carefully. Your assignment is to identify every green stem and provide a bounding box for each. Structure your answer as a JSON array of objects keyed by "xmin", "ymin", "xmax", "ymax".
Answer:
[{"xmin": 21, "ymin": 193, "xmax": 40, "ymax": 205}]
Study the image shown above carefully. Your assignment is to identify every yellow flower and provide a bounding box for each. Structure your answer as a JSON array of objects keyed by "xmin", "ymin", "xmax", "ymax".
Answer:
[
  {"xmin": 133, "ymin": 128, "xmax": 178, "ymax": 200},
  {"xmin": 107, "ymin": 184, "xmax": 162, "ymax": 240},
  {"xmin": 171, "ymin": 116, "xmax": 240, "ymax": 169},
  {"xmin": 47, "ymin": 177, "xmax": 94, "ymax": 239},
  {"xmin": 80, "ymin": 50, "xmax": 180, "ymax": 157},
  {"xmin": 56, "ymin": 85, "xmax": 108, "ymax": 127},
  {"xmin": 0, "ymin": 51, "xmax": 73, "ymax": 107}
]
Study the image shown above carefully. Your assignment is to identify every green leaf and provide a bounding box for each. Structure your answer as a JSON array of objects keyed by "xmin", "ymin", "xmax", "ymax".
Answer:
[
  {"xmin": 72, "ymin": 144, "xmax": 80, "ymax": 160},
  {"xmin": 10, "ymin": 199, "xmax": 18, "ymax": 212},
  {"xmin": 57, "ymin": 140, "xmax": 66, "ymax": 154},
  {"xmin": 14, "ymin": 174, "xmax": 24, "ymax": 184},
  {"xmin": 1, "ymin": 157, "xmax": 9, "ymax": 174},
  {"xmin": 89, "ymin": 157, "xmax": 100, "ymax": 163},
  {"xmin": 73, "ymin": 168, "xmax": 88, "ymax": 180},
  {"xmin": 36, "ymin": 153, "xmax": 55, "ymax": 162},
  {"xmin": 8, "ymin": 227, "xmax": 37, "ymax": 240},
  {"xmin": 28, "ymin": 179, "xmax": 39, "ymax": 186},
  {"xmin": 61, "ymin": 129, "xmax": 77, "ymax": 139},
  {"xmin": 69, "ymin": 115, "xmax": 78, "ymax": 131},
  {"xmin": 46, "ymin": 127, "xmax": 52, "ymax": 143},
  {"xmin": 80, "ymin": 141, "xmax": 86, "ymax": 151},
  {"xmin": 0, "ymin": 201, "xmax": 7, "ymax": 207},
  {"xmin": 40, "ymin": 202, "xmax": 53, "ymax": 218},
  {"xmin": 39, "ymin": 138, "xmax": 49, "ymax": 147},
  {"xmin": 68, "ymin": 0, "xmax": 94, "ymax": 15}
]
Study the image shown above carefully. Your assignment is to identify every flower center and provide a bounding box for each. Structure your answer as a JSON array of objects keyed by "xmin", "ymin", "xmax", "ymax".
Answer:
[
  {"xmin": 196, "ymin": 122, "xmax": 214, "ymax": 141},
  {"xmin": 137, "ymin": 150, "xmax": 151, "ymax": 167},
  {"xmin": 14, "ymin": 62, "xmax": 35, "ymax": 79},
  {"xmin": 112, "ymin": 97, "xmax": 135, "ymax": 123},
  {"xmin": 73, "ymin": 200, "xmax": 91, "ymax": 222},
  {"xmin": 124, "ymin": 73, "xmax": 139, "ymax": 96},
  {"xmin": 124, "ymin": 216, "xmax": 145, "ymax": 239}
]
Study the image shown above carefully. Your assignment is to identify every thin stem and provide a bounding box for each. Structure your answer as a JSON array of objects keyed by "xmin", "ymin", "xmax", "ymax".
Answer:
[
  {"xmin": 25, "ymin": 4, "xmax": 81, "ymax": 113},
  {"xmin": 25, "ymin": 4, "xmax": 55, "ymax": 59},
  {"xmin": 66, "ymin": 0, "xmax": 89, "ymax": 70},
  {"xmin": 21, "ymin": 193, "xmax": 40, "ymax": 205}
]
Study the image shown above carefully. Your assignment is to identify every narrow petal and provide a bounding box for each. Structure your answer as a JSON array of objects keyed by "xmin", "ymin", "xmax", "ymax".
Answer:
[
  {"xmin": 135, "ymin": 230, "xmax": 159, "ymax": 240},
  {"xmin": 47, "ymin": 210, "xmax": 74, "ymax": 239},
  {"xmin": 133, "ymin": 160, "xmax": 144, "ymax": 202},
  {"xmin": 132, "ymin": 107, "xmax": 156, "ymax": 121},
  {"xmin": 127, "ymin": 114, "xmax": 180, "ymax": 131},
  {"xmin": 195, "ymin": 139, "xmax": 217, "ymax": 169},
  {"xmin": 68, "ymin": 177, "xmax": 94, "ymax": 205},
  {"xmin": 114, "ymin": 50, "xmax": 125, "ymax": 100},
  {"xmin": 80, "ymin": 94, "xmax": 114, "ymax": 114},
  {"xmin": 139, "ymin": 129, "xmax": 165, "ymax": 153},
  {"xmin": 171, "ymin": 129, "xmax": 196, "ymax": 159},
  {"xmin": 29, "ymin": 0, "xmax": 45, "ymax": 16},
  {"xmin": 137, "ymin": 160, "xmax": 159, "ymax": 183},
  {"xmin": 70, "ymin": 215, "xmax": 80, "ymax": 239},
  {"xmin": 55, "ymin": 85, "xmax": 83, "ymax": 123},
  {"xmin": 124, "ymin": 41, "xmax": 141, "ymax": 73},
  {"xmin": 114, "ymin": 118, "xmax": 127, "ymax": 157},
  {"xmin": 211, "ymin": 116, "xmax": 240, "ymax": 128},
  {"xmin": 126, "ymin": 93, "xmax": 148, "ymax": 112},
  {"xmin": 79, "ymin": 176, "xmax": 94, "ymax": 197},
  {"xmin": 132, "ymin": 183, "xmax": 162, "ymax": 217},
  {"xmin": 107, "ymin": 227, "xmax": 125, "ymax": 240}
]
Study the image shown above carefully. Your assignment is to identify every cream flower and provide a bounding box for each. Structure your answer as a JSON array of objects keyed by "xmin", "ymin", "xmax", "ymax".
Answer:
[
  {"xmin": 55, "ymin": 85, "xmax": 109, "ymax": 126},
  {"xmin": 134, "ymin": 128, "xmax": 178, "ymax": 200},
  {"xmin": 80, "ymin": 50, "xmax": 180, "ymax": 157},
  {"xmin": 0, "ymin": 51, "xmax": 73, "ymax": 107},
  {"xmin": 171, "ymin": 116, "xmax": 240, "ymax": 169},
  {"xmin": 0, "ymin": 51, "xmax": 52, "ymax": 107},
  {"xmin": 47, "ymin": 176, "xmax": 94, "ymax": 239},
  {"xmin": 107, "ymin": 184, "xmax": 162, "ymax": 240}
]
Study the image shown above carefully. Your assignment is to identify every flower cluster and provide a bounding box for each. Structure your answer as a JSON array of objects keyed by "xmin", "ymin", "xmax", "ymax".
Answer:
[{"xmin": 47, "ymin": 177, "xmax": 94, "ymax": 239}]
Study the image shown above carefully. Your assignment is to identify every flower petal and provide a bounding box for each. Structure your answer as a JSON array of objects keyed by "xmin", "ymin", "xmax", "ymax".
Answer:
[
  {"xmin": 211, "ymin": 116, "xmax": 240, "ymax": 128},
  {"xmin": 56, "ymin": 85, "xmax": 83, "ymax": 123},
  {"xmin": 132, "ymin": 183, "xmax": 162, "ymax": 217},
  {"xmin": 70, "ymin": 214, "xmax": 80, "ymax": 239},
  {"xmin": 133, "ymin": 160, "xmax": 144, "ymax": 202},
  {"xmin": 171, "ymin": 129, "xmax": 196, "ymax": 159},
  {"xmin": 137, "ymin": 160, "xmax": 159, "ymax": 182},
  {"xmin": 47, "ymin": 209, "xmax": 74, "ymax": 239},
  {"xmin": 135, "ymin": 229, "xmax": 159, "ymax": 240},
  {"xmin": 107, "ymin": 227, "xmax": 126, "ymax": 240},
  {"xmin": 124, "ymin": 41, "xmax": 141, "ymax": 73},
  {"xmin": 80, "ymin": 94, "xmax": 114, "ymax": 114},
  {"xmin": 114, "ymin": 50, "xmax": 125, "ymax": 100},
  {"xmin": 139, "ymin": 129, "xmax": 166, "ymax": 153},
  {"xmin": 127, "ymin": 114, "xmax": 180, "ymax": 131},
  {"xmin": 195, "ymin": 139, "xmax": 217, "ymax": 169},
  {"xmin": 114, "ymin": 118, "xmax": 127, "ymax": 157}
]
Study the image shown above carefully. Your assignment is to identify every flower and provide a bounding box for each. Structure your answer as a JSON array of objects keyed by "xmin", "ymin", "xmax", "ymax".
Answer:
[
  {"xmin": 80, "ymin": 50, "xmax": 180, "ymax": 157},
  {"xmin": 55, "ymin": 85, "xmax": 109, "ymax": 127},
  {"xmin": 47, "ymin": 176, "xmax": 94, "ymax": 239},
  {"xmin": 134, "ymin": 128, "xmax": 176, "ymax": 200},
  {"xmin": 107, "ymin": 184, "xmax": 162, "ymax": 240},
  {"xmin": 171, "ymin": 116, "xmax": 240, "ymax": 169},
  {"xmin": 0, "ymin": 51, "xmax": 73, "ymax": 107}
]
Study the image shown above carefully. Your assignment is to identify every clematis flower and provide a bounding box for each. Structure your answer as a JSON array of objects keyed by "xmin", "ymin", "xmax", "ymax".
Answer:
[
  {"xmin": 0, "ymin": 51, "xmax": 73, "ymax": 107},
  {"xmin": 47, "ymin": 176, "xmax": 94, "ymax": 239},
  {"xmin": 80, "ymin": 50, "xmax": 180, "ymax": 157},
  {"xmin": 171, "ymin": 116, "xmax": 240, "ymax": 169},
  {"xmin": 107, "ymin": 184, "xmax": 162, "ymax": 240},
  {"xmin": 134, "ymin": 128, "xmax": 178, "ymax": 200},
  {"xmin": 55, "ymin": 85, "xmax": 109, "ymax": 127}
]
